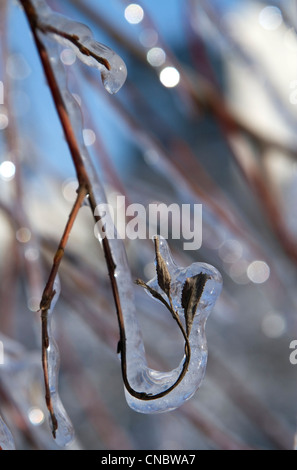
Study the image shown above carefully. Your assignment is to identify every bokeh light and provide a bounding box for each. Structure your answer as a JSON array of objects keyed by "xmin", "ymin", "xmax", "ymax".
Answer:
[
  {"xmin": 6, "ymin": 53, "xmax": 31, "ymax": 80},
  {"xmin": 24, "ymin": 247, "xmax": 39, "ymax": 262},
  {"xmin": 28, "ymin": 407, "xmax": 45, "ymax": 426},
  {"xmin": 147, "ymin": 47, "xmax": 166, "ymax": 67},
  {"xmin": 16, "ymin": 227, "xmax": 31, "ymax": 244},
  {"xmin": 218, "ymin": 239, "xmax": 243, "ymax": 263},
  {"xmin": 60, "ymin": 48, "xmax": 77, "ymax": 66},
  {"xmin": 83, "ymin": 128, "xmax": 96, "ymax": 147},
  {"xmin": 0, "ymin": 113, "xmax": 9, "ymax": 130},
  {"xmin": 247, "ymin": 260, "xmax": 270, "ymax": 284},
  {"xmin": 124, "ymin": 4, "xmax": 144, "ymax": 24},
  {"xmin": 139, "ymin": 28, "xmax": 158, "ymax": 47},
  {"xmin": 261, "ymin": 312, "xmax": 286, "ymax": 338},
  {"xmin": 159, "ymin": 66, "xmax": 180, "ymax": 87},
  {"xmin": 62, "ymin": 178, "xmax": 79, "ymax": 202},
  {"xmin": 258, "ymin": 6, "xmax": 283, "ymax": 31},
  {"xmin": 0, "ymin": 160, "xmax": 15, "ymax": 181}
]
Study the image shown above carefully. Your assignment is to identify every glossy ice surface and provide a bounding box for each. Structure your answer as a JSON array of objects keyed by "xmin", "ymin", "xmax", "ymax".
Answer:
[
  {"xmin": 46, "ymin": 278, "xmax": 75, "ymax": 447},
  {"xmin": 123, "ymin": 236, "xmax": 222, "ymax": 413},
  {"xmin": 32, "ymin": 0, "xmax": 127, "ymax": 94}
]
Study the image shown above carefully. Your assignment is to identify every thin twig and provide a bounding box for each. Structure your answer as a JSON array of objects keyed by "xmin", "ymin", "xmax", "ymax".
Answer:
[
  {"xmin": 39, "ymin": 184, "xmax": 87, "ymax": 437},
  {"xmin": 38, "ymin": 23, "xmax": 111, "ymax": 70}
]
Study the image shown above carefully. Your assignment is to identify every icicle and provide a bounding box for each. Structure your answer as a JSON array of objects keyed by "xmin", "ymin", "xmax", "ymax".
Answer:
[
  {"xmin": 0, "ymin": 415, "xmax": 15, "ymax": 450},
  {"xmin": 31, "ymin": 0, "xmax": 127, "ymax": 94},
  {"xmin": 45, "ymin": 277, "xmax": 74, "ymax": 447}
]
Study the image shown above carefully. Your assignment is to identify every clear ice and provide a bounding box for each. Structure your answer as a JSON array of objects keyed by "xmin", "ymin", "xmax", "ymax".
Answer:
[
  {"xmin": 49, "ymin": 55, "xmax": 222, "ymax": 412},
  {"xmin": 122, "ymin": 236, "xmax": 222, "ymax": 413},
  {"xmin": 45, "ymin": 277, "xmax": 74, "ymax": 447},
  {"xmin": 77, "ymin": 38, "xmax": 127, "ymax": 95},
  {"xmin": 28, "ymin": 0, "xmax": 222, "ymax": 415},
  {"xmin": 31, "ymin": 0, "xmax": 127, "ymax": 94}
]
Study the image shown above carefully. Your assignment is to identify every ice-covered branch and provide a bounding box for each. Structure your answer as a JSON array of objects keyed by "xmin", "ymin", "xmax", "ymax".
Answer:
[
  {"xmin": 40, "ymin": 277, "xmax": 74, "ymax": 447},
  {"xmin": 39, "ymin": 185, "xmax": 87, "ymax": 444},
  {"xmin": 21, "ymin": 0, "xmax": 127, "ymax": 94},
  {"xmin": 129, "ymin": 236, "xmax": 222, "ymax": 412},
  {"xmin": 19, "ymin": 0, "xmax": 222, "ymax": 437}
]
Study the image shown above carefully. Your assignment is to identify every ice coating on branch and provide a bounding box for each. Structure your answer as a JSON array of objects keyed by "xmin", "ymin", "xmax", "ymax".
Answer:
[
  {"xmin": 78, "ymin": 38, "xmax": 127, "ymax": 95},
  {"xmin": 45, "ymin": 277, "xmax": 74, "ymax": 447},
  {"xmin": 59, "ymin": 78, "xmax": 222, "ymax": 412},
  {"xmin": 33, "ymin": 7, "xmax": 222, "ymax": 414},
  {"xmin": 0, "ymin": 415, "xmax": 15, "ymax": 450},
  {"xmin": 123, "ymin": 236, "xmax": 222, "ymax": 413},
  {"xmin": 32, "ymin": 0, "xmax": 127, "ymax": 94},
  {"xmin": 147, "ymin": 237, "xmax": 221, "ymax": 323}
]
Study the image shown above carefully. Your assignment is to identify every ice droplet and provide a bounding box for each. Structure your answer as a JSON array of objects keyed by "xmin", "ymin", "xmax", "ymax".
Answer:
[
  {"xmin": 82, "ymin": 38, "xmax": 127, "ymax": 94},
  {"xmin": 45, "ymin": 278, "xmax": 74, "ymax": 447},
  {"xmin": 0, "ymin": 415, "xmax": 15, "ymax": 450},
  {"xmin": 102, "ymin": 51, "xmax": 127, "ymax": 94}
]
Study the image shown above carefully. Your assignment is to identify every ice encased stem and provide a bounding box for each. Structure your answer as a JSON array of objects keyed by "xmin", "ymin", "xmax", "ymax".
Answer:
[
  {"xmin": 45, "ymin": 278, "xmax": 74, "ymax": 447},
  {"xmin": 85, "ymin": 145, "xmax": 223, "ymax": 412},
  {"xmin": 31, "ymin": 0, "xmax": 127, "ymax": 94},
  {"xmin": 29, "ymin": 0, "xmax": 222, "ymax": 414},
  {"xmin": 122, "ymin": 236, "xmax": 222, "ymax": 413},
  {"xmin": 78, "ymin": 38, "xmax": 127, "ymax": 95},
  {"xmin": 44, "ymin": 39, "xmax": 221, "ymax": 413}
]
